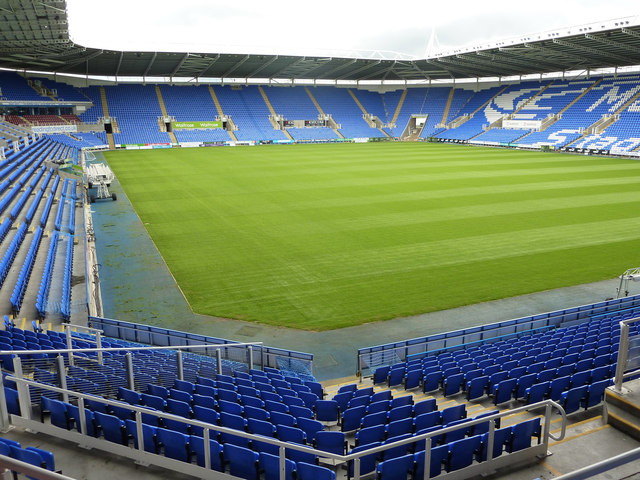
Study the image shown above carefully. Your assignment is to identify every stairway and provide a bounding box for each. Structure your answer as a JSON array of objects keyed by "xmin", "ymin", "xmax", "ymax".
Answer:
[
  {"xmin": 99, "ymin": 87, "xmax": 115, "ymax": 149},
  {"xmin": 557, "ymin": 78, "xmax": 603, "ymax": 116},
  {"xmin": 390, "ymin": 89, "xmax": 408, "ymax": 128},
  {"xmin": 605, "ymin": 379, "xmax": 640, "ymax": 441},
  {"xmin": 258, "ymin": 86, "xmax": 293, "ymax": 140},
  {"xmin": 208, "ymin": 86, "xmax": 237, "ymax": 142},
  {"xmin": 154, "ymin": 86, "xmax": 177, "ymax": 144},
  {"xmin": 446, "ymin": 85, "xmax": 510, "ymax": 130},
  {"xmin": 346, "ymin": 89, "xmax": 386, "ymax": 138},
  {"xmin": 306, "ymin": 87, "xmax": 344, "ymax": 139},
  {"xmin": 565, "ymin": 86, "xmax": 640, "ymax": 147},
  {"xmin": 511, "ymin": 82, "xmax": 554, "ymax": 115},
  {"xmin": 439, "ymin": 87, "xmax": 456, "ymax": 125}
]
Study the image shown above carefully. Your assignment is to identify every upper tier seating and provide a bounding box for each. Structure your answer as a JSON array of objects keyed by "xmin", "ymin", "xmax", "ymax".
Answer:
[
  {"xmin": 103, "ymin": 85, "xmax": 171, "ymax": 145},
  {"xmin": 214, "ymin": 86, "xmax": 288, "ymax": 142},
  {"xmin": 0, "ymin": 72, "xmax": 49, "ymax": 101},
  {"xmin": 516, "ymin": 76, "xmax": 640, "ymax": 149}
]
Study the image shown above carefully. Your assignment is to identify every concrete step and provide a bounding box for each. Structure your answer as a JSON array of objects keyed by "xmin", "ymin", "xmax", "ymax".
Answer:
[{"xmin": 605, "ymin": 380, "xmax": 640, "ymax": 441}]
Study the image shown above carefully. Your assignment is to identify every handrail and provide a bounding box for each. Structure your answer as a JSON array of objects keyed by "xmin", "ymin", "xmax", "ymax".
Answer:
[
  {"xmin": 613, "ymin": 316, "xmax": 640, "ymax": 392},
  {"xmin": 0, "ymin": 454, "xmax": 76, "ymax": 480},
  {"xmin": 0, "ymin": 340, "xmax": 263, "ymax": 357},
  {"xmin": 549, "ymin": 446, "xmax": 640, "ymax": 480},
  {"xmin": 405, "ymin": 325, "xmax": 555, "ymax": 362},
  {"xmin": 4, "ymin": 375, "xmax": 567, "ymax": 480},
  {"xmin": 357, "ymin": 294, "xmax": 640, "ymax": 377}
]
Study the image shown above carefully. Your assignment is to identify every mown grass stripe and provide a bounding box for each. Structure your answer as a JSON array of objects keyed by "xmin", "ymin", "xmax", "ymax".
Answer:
[{"xmin": 106, "ymin": 143, "xmax": 640, "ymax": 330}]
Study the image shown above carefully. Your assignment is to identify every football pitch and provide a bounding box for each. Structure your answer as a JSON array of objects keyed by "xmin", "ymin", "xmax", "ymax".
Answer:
[{"xmin": 104, "ymin": 143, "xmax": 640, "ymax": 331}]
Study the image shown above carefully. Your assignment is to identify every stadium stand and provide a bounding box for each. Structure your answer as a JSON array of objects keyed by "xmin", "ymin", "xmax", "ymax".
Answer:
[
  {"xmin": 103, "ymin": 85, "xmax": 171, "ymax": 145},
  {"xmin": 214, "ymin": 85, "xmax": 289, "ymax": 142},
  {"xmin": 1, "ymin": 53, "xmax": 640, "ymax": 480}
]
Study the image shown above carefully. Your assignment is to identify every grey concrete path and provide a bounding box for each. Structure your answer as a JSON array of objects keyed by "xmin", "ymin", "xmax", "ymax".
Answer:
[{"xmin": 91, "ymin": 167, "xmax": 630, "ymax": 381}]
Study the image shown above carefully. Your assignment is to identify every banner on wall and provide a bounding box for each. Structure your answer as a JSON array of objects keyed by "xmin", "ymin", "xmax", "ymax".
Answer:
[
  {"xmin": 172, "ymin": 121, "xmax": 223, "ymax": 130},
  {"xmin": 32, "ymin": 125, "xmax": 78, "ymax": 134}
]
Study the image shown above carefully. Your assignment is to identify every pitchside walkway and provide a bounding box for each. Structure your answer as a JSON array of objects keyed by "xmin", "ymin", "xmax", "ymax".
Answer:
[{"xmin": 89, "ymin": 157, "xmax": 626, "ymax": 381}]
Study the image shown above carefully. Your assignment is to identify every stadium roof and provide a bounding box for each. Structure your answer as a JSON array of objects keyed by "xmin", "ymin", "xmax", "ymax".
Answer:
[{"xmin": 1, "ymin": 1, "xmax": 640, "ymax": 82}]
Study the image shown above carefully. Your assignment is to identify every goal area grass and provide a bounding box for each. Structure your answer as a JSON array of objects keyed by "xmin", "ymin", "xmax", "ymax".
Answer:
[{"xmin": 104, "ymin": 143, "xmax": 640, "ymax": 331}]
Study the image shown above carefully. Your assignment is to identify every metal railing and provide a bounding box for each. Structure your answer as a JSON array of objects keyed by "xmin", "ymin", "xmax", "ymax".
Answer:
[
  {"xmin": 549, "ymin": 446, "xmax": 640, "ymax": 480},
  {"xmin": 613, "ymin": 316, "xmax": 640, "ymax": 392},
  {"xmin": 89, "ymin": 316, "xmax": 314, "ymax": 378},
  {"xmin": 2, "ymin": 375, "xmax": 567, "ymax": 480},
  {"xmin": 0, "ymin": 454, "xmax": 76, "ymax": 480},
  {"xmin": 357, "ymin": 294, "xmax": 640, "ymax": 378},
  {"xmin": 0, "ymin": 340, "xmax": 265, "ymax": 410}
]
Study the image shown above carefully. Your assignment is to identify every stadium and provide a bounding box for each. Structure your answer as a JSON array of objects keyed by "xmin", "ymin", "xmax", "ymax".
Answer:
[{"xmin": 0, "ymin": 0, "xmax": 639, "ymax": 479}]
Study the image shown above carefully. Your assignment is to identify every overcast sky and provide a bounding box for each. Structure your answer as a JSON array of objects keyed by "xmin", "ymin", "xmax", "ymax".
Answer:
[{"xmin": 66, "ymin": 0, "xmax": 640, "ymax": 59}]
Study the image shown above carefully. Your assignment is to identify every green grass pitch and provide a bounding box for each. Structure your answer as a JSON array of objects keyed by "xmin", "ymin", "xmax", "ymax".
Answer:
[{"xmin": 104, "ymin": 143, "xmax": 640, "ymax": 331}]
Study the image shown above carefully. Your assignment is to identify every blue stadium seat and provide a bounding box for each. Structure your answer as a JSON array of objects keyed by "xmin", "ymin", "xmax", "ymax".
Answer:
[
  {"xmin": 224, "ymin": 443, "xmax": 260, "ymax": 480},
  {"xmin": 260, "ymin": 451, "xmax": 296, "ymax": 480},
  {"xmin": 377, "ymin": 452, "xmax": 414, "ymax": 480},
  {"xmin": 296, "ymin": 461, "xmax": 336, "ymax": 480}
]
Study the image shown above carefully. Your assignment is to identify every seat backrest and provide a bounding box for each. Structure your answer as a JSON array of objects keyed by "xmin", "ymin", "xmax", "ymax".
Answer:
[
  {"xmin": 441, "ymin": 404, "xmax": 466, "ymax": 424},
  {"xmin": 376, "ymin": 453, "xmax": 414, "ymax": 480},
  {"xmin": 189, "ymin": 434, "xmax": 224, "ymax": 471},
  {"xmin": 510, "ymin": 417, "xmax": 541, "ymax": 452},
  {"xmin": 259, "ymin": 451, "xmax": 296, "ymax": 480},
  {"xmin": 355, "ymin": 424, "xmax": 386, "ymax": 446},
  {"xmin": 449, "ymin": 434, "xmax": 483, "ymax": 471},
  {"xmin": 386, "ymin": 417, "xmax": 414, "ymax": 438},
  {"xmin": 341, "ymin": 405, "xmax": 367, "ymax": 432},
  {"xmin": 94, "ymin": 411, "xmax": 127, "ymax": 445},
  {"xmin": 269, "ymin": 410, "xmax": 295, "ymax": 427},
  {"xmin": 146, "ymin": 384, "xmax": 169, "ymax": 399},
  {"xmin": 330, "ymin": 392, "xmax": 352, "ymax": 412},
  {"xmin": 414, "ymin": 410, "xmax": 441, "ymax": 431},
  {"xmin": 248, "ymin": 417, "xmax": 276, "ymax": 436},
  {"xmin": 315, "ymin": 400, "xmax": 339, "ymax": 422},
  {"xmin": 125, "ymin": 419, "xmax": 158, "ymax": 453},
  {"xmin": 348, "ymin": 442, "xmax": 381, "ymax": 478},
  {"xmin": 219, "ymin": 411, "xmax": 247, "ymax": 431},
  {"xmin": 314, "ymin": 430, "xmax": 346, "ymax": 455},
  {"xmin": 224, "ymin": 443, "xmax": 260, "ymax": 480},
  {"xmin": 412, "ymin": 398, "xmax": 437, "ymax": 416},
  {"xmin": 296, "ymin": 417, "xmax": 324, "ymax": 441},
  {"xmin": 276, "ymin": 424, "xmax": 306, "ymax": 444},
  {"xmin": 193, "ymin": 405, "xmax": 219, "ymax": 425},
  {"xmin": 388, "ymin": 404, "xmax": 413, "ymax": 423},
  {"xmin": 414, "ymin": 444, "xmax": 449, "ymax": 479},
  {"xmin": 296, "ymin": 461, "xmax": 336, "ymax": 480}
]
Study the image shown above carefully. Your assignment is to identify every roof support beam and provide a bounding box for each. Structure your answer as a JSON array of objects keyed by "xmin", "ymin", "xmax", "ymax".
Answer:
[
  {"xmin": 54, "ymin": 48, "xmax": 103, "ymax": 73},
  {"xmin": 196, "ymin": 54, "xmax": 220, "ymax": 77},
  {"xmin": 246, "ymin": 55, "xmax": 279, "ymax": 78},
  {"xmin": 171, "ymin": 53, "xmax": 190, "ymax": 77},
  {"xmin": 621, "ymin": 27, "xmax": 640, "ymax": 39},
  {"xmin": 143, "ymin": 52, "xmax": 157, "ymax": 77},
  {"xmin": 434, "ymin": 57, "xmax": 497, "ymax": 77},
  {"xmin": 337, "ymin": 60, "xmax": 381, "ymax": 80},
  {"xmin": 583, "ymin": 33, "xmax": 639, "ymax": 64},
  {"xmin": 316, "ymin": 59, "xmax": 357, "ymax": 79},
  {"xmin": 524, "ymin": 42, "xmax": 592, "ymax": 68},
  {"xmin": 425, "ymin": 59, "xmax": 471, "ymax": 78},
  {"xmin": 456, "ymin": 53, "xmax": 520, "ymax": 76},
  {"xmin": 481, "ymin": 49, "xmax": 561, "ymax": 71},
  {"xmin": 222, "ymin": 54, "xmax": 250, "ymax": 78},
  {"xmin": 358, "ymin": 63, "xmax": 397, "ymax": 81},
  {"xmin": 114, "ymin": 51, "xmax": 123, "ymax": 78},
  {"xmin": 269, "ymin": 57, "xmax": 308, "ymax": 78},
  {"xmin": 552, "ymin": 38, "xmax": 631, "ymax": 65}
]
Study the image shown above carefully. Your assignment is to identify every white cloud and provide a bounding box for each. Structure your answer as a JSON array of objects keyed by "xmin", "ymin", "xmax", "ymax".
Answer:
[{"xmin": 65, "ymin": 0, "xmax": 640, "ymax": 58}]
